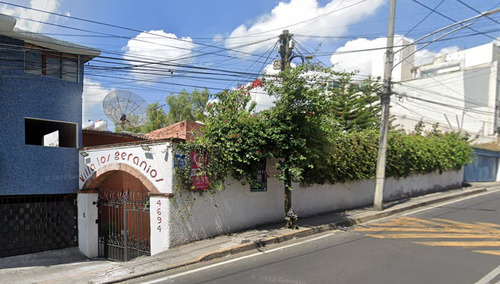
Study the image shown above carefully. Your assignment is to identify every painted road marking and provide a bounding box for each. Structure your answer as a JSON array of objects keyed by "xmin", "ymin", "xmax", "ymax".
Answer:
[
  {"xmin": 141, "ymin": 231, "xmax": 338, "ymax": 284},
  {"xmin": 475, "ymin": 251, "xmax": 500, "ymax": 256},
  {"xmin": 475, "ymin": 264, "xmax": 500, "ymax": 284},
  {"xmin": 366, "ymin": 234, "xmax": 500, "ymax": 239},
  {"xmin": 354, "ymin": 217, "xmax": 500, "ymax": 256},
  {"xmin": 415, "ymin": 241, "xmax": 500, "ymax": 247}
]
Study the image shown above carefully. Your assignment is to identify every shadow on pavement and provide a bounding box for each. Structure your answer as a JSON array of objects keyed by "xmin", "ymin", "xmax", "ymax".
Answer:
[{"xmin": 0, "ymin": 247, "xmax": 91, "ymax": 269}]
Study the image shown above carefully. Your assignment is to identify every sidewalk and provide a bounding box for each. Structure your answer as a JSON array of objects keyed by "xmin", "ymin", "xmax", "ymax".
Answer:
[{"xmin": 1, "ymin": 182, "xmax": 499, "ymax": 284}]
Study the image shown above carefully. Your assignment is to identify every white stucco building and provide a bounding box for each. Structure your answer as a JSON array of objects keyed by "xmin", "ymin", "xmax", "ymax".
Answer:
[{"xmin": 392, "ymin": 42, "xmax": 500, "ymax": 143}]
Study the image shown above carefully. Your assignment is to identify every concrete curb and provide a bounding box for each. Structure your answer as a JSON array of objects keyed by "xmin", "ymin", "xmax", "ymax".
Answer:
[{"xmin": 99, "ymin": 186, "xmax": 489, "ymax": 284}]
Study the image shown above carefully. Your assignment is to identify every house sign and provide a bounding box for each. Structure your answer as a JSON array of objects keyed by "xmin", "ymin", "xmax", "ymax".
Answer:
[{"xmin": 78, "ymin": 143, "xmax": 172, "ymax": 193}]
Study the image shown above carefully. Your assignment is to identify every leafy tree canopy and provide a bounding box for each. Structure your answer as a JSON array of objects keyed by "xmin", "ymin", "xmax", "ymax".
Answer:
[
  {"xmin": 175, "ymin": 63, "xmax": 383, "ymax": 191},
  {"xmin": 115, "ymin": 102, "xmax": 168, "ymax": 133},
  {"xmin": 328, "ymin": 73, "xmax": 382, "ymax": 131},
  {"xmin": 174, "ymin": 62, "xmax": 472, "ymax": 228},
  {"xmin": 115, "ymin": 88, "xmax": 210, "ymax": 133},
  {"xmin": 166, "ymin": 88, "xmax": 210, "ymax": 125}
]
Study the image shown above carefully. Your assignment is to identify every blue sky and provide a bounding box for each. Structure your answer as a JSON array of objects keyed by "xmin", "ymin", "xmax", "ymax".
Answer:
[{"xmin": 1, "ymin": 0, "xmax": 499, "ymax": 130}]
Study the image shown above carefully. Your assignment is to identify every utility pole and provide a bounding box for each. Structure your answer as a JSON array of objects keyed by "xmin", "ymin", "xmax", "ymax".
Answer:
[
  {"xmin": 374, "ymin": 0, "xmax": 396, "ymax": 211},
  {"xmin": 279, "ymin": 30, "xmax": 297, "ymax": 228},
  {"xmin": 372, "ymin": 6, "xmax": 500, "ymax": 210},
  {"xmin": 279, "ymin": 30, "xmax": 292, "ymax": 72}
]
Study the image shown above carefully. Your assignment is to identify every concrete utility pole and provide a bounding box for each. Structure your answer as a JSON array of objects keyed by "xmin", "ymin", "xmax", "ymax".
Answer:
[
  {"xmin": 279, "ymin": 30, "xmax": 292, "ymax": 72},
  {"xmin": 279, "ymin": 30, "xmax": 296, "ymax": 227},
  {"xmin": 374, "ymin": 0, "xmax": 396, "ymax": 211}
]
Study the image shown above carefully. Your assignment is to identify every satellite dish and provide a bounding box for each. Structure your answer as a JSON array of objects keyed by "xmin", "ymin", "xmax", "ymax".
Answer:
[{"xmin": 102, "ymin": 90, "xmax": 147, "ymax": 130}]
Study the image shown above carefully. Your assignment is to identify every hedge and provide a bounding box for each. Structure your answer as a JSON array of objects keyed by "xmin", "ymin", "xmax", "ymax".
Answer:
[{"xmin": 302, "ymin": 130, "xmax": 473, "ymax": 185}]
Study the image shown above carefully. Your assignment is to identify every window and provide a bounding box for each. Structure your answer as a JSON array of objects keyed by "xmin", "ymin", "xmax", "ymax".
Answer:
[
  {"xmin": 25, "ymin": 49, "xmax": 42, "ymax": 75},
  {"xmin": 62, "ymin": 56, "xmax": 78, "ymax": 82},
  {"xmin": 46, "ymin": 53, "xmax": 61, "ymax": 79},
  {"xmin": 25, "ymin": 118, "xmax": 77, "ymax": 148},
  {"xmin": 24, "ymin": 44, "xmax": 80, "ymax": 82}
]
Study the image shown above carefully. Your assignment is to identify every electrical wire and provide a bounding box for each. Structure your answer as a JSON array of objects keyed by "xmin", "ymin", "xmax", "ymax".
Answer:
[
  {"xmin": 412, "ymin": 0, "xmax": 498, "ymax": 41},
  {"xmin": 456, "ymin": 0, "xmax": 500, "ymax": 26}
]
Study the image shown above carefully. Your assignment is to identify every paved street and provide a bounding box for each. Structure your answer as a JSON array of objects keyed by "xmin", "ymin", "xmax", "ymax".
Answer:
[{"xmin": 125, "ymin": 190, "xmax": 500, "ymax": 284}]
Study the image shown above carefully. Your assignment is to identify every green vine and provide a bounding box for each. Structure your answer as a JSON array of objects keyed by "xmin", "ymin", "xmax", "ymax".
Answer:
[{"xmin": 172, "ymin": 63, "xmax": 474, "ymax": 195}]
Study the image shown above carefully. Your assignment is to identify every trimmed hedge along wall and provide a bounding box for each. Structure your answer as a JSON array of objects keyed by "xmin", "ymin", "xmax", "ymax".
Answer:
[{"xmin": 303, "ymin": 131, "xmax": 473, "ymax": 185}]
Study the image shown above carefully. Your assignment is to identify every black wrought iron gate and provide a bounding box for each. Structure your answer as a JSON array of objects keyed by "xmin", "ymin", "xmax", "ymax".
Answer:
[{"xmin": 97, "ymin": 190, "xmax": 150, "ymax": 261}]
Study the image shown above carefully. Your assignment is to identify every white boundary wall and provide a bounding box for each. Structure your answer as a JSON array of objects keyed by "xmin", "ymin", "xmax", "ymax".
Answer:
[
  {"xmin": 77, "ymin": 141, "xmax": 465, "ymax": 256},
  {"xmin": 167, "ymin": 169, "xmax": 463, "ymax": 248}
]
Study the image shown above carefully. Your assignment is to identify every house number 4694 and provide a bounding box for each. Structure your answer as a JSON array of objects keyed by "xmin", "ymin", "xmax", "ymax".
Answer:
[{"xmin": 156, "ymin": 200, "xmax": 162, "ymax": 232}]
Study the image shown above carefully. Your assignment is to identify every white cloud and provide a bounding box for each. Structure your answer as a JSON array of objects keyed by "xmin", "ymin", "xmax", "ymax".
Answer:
[
  {"xmin": 330, "ymin": 35, "xmax": 418, "ymax": 81},
  {"xmin": 329, "ymin": 37, "xmax": 465, "ymax": 81},
  {"xmin": 82, "ymin": 78, "xmax": 113, "ymax": 123},
  {"xmin": 330, "ymin": 37, "xmax": 389, "ymax": 79},
  {"xmin": 123, "ymin": 30, "xmax": 195, "ymax": 84},
  {"xmin": 213, "ymin": 34, "xmax": 223, "ymax": 44},
  {"xmin": 0, "ymin": 0, "xmax": 60, "ymax": 31},
  {"xmin": 224, "ymin": 0, "xmax": 385, "ymax": 56}
]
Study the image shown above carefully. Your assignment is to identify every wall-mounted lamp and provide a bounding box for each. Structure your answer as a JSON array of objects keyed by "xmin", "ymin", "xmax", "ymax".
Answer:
[
  {"xmin": 141, "ymin": 145, "xmax": 151, "ymax": 151},
  {"xmin": 80, "ymin": 151, "xmax": 89, "ymax": 157}
]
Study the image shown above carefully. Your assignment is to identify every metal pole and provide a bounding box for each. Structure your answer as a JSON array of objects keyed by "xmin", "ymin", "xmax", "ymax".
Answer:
[
  {"xmin": 374, "ymin": 0, "xmax": 396, "ymax": 211},
  {"xmin": 123, "ymin": 192, "xmax": 128, "ymax": 261}
]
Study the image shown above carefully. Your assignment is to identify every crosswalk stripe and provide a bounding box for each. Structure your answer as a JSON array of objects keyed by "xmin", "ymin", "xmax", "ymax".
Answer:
[
  {"xmin": 399, "ymin": 216, "xmax": 449, "ymax": 227},
  {"xmin": 415, "ymin": 241, "xmax": 500, "ymax": 247},
  {"xmin": 354, "ymin": 217, "xmax": 500, "ymax": 256},
  {"xmin": 476, "ymin": 222, "xmax": 500, "ymax": 228},
  {"xmin": 474, "ymin": 250, "xmax": 500, "ymax": 256},
  {"xmin": 365, "ymin": 233, "xmax": 500, "ymax": 239},
  {"xmin": 431, "ymin": 218, "xmax": 500, "ymax": 233},
  {"xmin": 355, "ymin": 227, "xmax": 477, "ymax": 233}
]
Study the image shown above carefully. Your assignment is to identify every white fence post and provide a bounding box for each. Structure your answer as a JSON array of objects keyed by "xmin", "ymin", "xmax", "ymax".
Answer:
[
  {"xmin": 77, "ymin": 190, "xmax": 99, "ymax": 258},
  {"xmin": 150, "ymin": 194, "xmax": 171, "ymax": 256}
]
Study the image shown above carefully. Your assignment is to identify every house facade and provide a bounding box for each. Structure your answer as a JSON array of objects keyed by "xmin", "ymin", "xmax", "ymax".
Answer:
[
  {"xmin": 0, "ymin": 14, "xmax": 100, "ymax": 257},
  {"xmin": 77, "ymin": 121, "xmax": 204, "ymax": 260},
  {"xmin": 392, "ymin": 42, "xmax": 500, "ymax": 142}
]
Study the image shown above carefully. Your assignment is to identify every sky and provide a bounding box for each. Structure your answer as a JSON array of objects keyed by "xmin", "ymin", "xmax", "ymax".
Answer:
[{"xmin": 0, "ymin": 0, "xmax": 499, "ymax": 130}]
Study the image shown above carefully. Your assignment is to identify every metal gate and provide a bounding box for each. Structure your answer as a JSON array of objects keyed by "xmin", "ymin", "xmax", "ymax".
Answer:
[
  {"xmin": 97, "ymin": 190, "xmax": 150, "ymax": 261},
  {"xmin": 464, "ymin": 148, "xmax": 500, "ymax": 182}
]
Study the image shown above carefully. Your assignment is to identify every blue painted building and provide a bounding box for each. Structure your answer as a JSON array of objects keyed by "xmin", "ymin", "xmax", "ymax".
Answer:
[{"xmin": 0, "ymin": 14, "xmax": 100, "ymax": 257}]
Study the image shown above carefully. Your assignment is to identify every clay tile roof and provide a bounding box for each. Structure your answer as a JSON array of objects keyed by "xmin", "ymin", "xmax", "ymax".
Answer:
[{"xmin": 145, "ymin": 120, "xmax": 204, "ymax": 141}]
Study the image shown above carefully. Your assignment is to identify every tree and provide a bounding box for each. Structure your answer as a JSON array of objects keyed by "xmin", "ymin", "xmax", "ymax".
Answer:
[
  {"xmin": 115, "ymin": 102, "xmax": 167, "ymax": 133},
  {"xmin": 175, "ymin": 83, "xmax": 268, "ymax": 193},
  {"xmin": 261, "ymin": 63, "xmax": 340, "ymax": 228},
  {"xmin": 328, "ymin": 74, "xmax": 381, "ymax": 132},
  {"xmin": 174, "ymin": 63, "xmax": 383, "ymax": 228},
  {"xmin": 166, "ymin": 88, "xmax": 210, "ymax": 125},
  {"xmin": 142, "ymin": 102, "xmax": 168, "ymax": 132}
]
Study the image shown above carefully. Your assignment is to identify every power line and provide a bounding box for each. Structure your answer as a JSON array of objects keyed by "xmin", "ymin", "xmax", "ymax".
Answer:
[
  {"xmin": 412, "ymin": 0, "xmax": 498, "ymax": 41},
  {"xmin": 456, "ymin": 0, "xmax": 500, "ymax": 25},
  {"xmin": 0, "ymin": 0, "xmax": 265, "ymax": 57},
  {"xmin": 397, "ymin": 0, "xmax": 446, "ymax": 45}
]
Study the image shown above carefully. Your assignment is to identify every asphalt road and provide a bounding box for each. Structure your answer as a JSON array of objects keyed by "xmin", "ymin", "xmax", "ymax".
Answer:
[{"xmin": 125, "ymin": 190, "xmax": 500, "ymax": 284}]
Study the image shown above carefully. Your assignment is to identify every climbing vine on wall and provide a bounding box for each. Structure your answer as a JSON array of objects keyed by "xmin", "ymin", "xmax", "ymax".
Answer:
[{"xmin": 173, "ymin": 63, "xmax": 473, "ymax": 195}]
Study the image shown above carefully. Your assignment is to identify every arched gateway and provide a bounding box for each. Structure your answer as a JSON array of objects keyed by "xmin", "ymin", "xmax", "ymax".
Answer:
[
  {"xmin": 82, "ymin": 163, "xmax": 160, "ymax": 193},
  {"xmin": 78, "ymin": 143, "xmax": 174, "ymax": 261}
]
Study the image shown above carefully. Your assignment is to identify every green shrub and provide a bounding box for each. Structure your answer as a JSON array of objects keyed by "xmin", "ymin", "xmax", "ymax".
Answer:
[{"xmin": 303, "ymin": 130, "xmax": 473, "ymax": 184}]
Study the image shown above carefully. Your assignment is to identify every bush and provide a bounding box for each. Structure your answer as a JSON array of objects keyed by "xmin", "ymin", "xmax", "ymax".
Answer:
[{"xmin": 303, "ymin": 130, "xmax": 473, "ymax": 185}]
